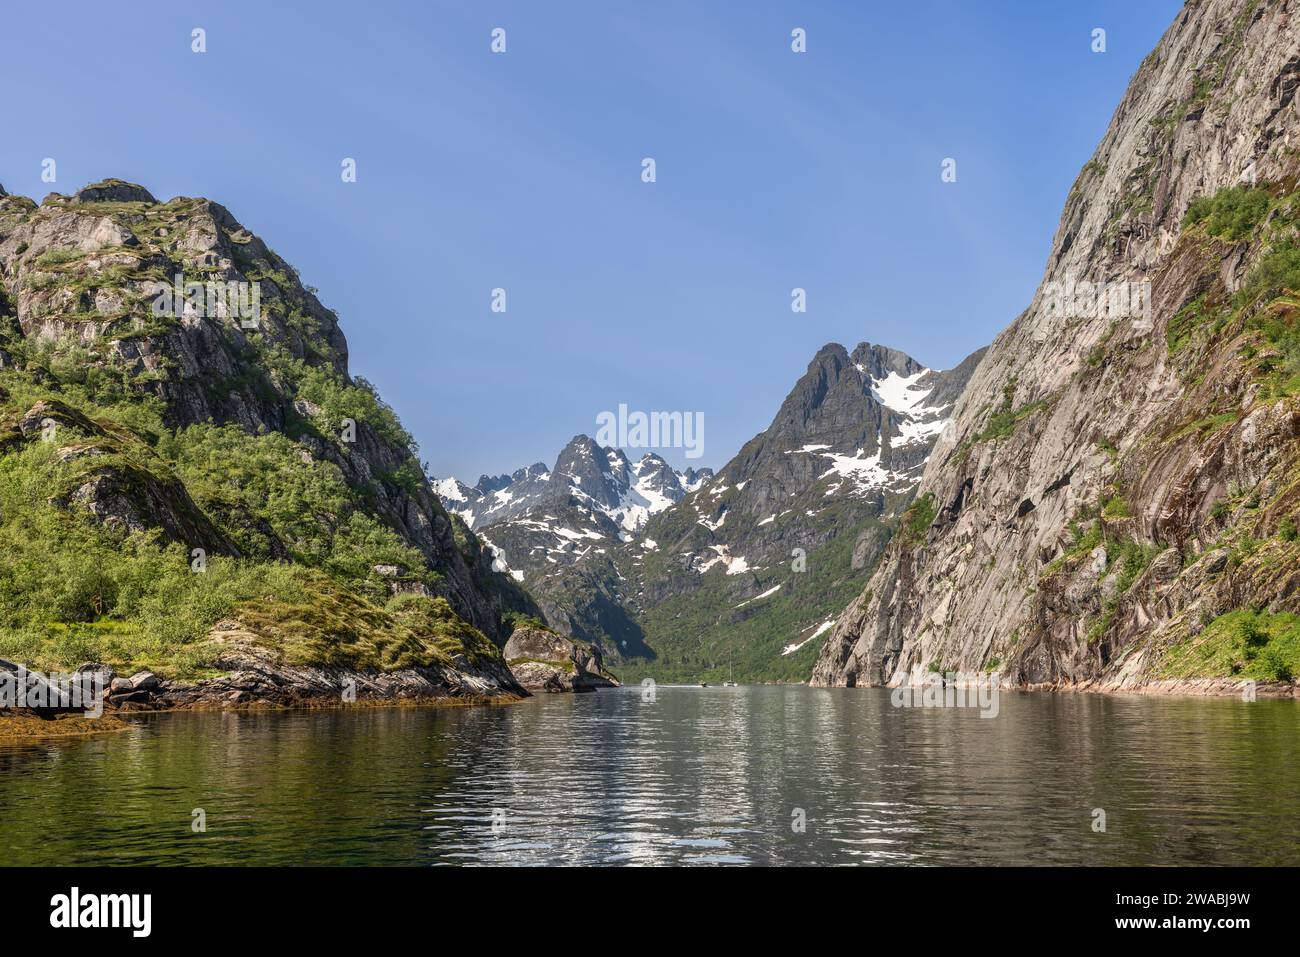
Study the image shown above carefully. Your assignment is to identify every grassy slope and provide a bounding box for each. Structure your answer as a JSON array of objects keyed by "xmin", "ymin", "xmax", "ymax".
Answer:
[{"xmin": 615, "ymin": 503, "xmax": 891, "ymax": 684}]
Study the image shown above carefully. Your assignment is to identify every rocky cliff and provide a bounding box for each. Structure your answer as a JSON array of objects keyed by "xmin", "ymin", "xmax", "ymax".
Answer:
[
  {"xmin": 812, "ymin": 0, "xmax": 1300, "ymax": 695},
  {"xmin": 0, "ymin": 179, "xmax": 535, "ymax": 700}
]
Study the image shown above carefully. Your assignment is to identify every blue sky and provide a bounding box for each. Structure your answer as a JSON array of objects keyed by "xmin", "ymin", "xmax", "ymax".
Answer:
[{"xmin": 0, "ymin": 0, "xmax": 1182, "ymax": 479}]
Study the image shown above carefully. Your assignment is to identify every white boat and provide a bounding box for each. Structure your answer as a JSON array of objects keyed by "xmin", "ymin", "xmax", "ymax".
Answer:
[{"xmin": 723, "ymin": 653, "xmax": 738, "ymax": 687}]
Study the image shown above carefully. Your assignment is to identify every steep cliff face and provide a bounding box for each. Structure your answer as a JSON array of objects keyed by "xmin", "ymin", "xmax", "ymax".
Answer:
[
  {"xmin": 0, "ymin": 179, "xmax": 535, "ymax": 691},
  {"xmin": 813, "ymin": 0, "xmax": 1300, "ymax": 693}
]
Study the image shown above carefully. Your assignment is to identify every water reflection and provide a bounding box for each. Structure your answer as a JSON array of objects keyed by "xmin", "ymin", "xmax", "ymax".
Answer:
[{"xmin": 1, "ymin": 687, "xmax": 1297, "ymax": 865}]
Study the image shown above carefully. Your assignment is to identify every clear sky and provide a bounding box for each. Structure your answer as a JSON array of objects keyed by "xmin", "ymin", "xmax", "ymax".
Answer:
[{"xmin": 1, "ymin": 0, "xmax": 1183, "ymax": 479}]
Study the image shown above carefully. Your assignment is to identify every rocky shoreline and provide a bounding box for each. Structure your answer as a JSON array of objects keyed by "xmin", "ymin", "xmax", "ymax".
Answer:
[
  {"xmin": 1071, "ymin": 676, "xmax": 1297, "ymax": 699},
  {"xmin": 860, "ymin": 673, "xmax": 1297, "ymax": 700},
  {"xmin": 6, "ymin": 649, "xmax": 1288, "ymax": 743},
  {"xmin": 0, "ymin": 632, "xmax": 529, "ymax": 738},
  {"xmin": 134, "ymin": 639, "xmax": 522, "ymax": 711}
]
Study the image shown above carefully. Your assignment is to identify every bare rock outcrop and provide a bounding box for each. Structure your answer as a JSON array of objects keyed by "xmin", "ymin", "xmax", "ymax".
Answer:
[{"xmin": 504, "ymin": 625, "xmax": 620, "ymax": 692}]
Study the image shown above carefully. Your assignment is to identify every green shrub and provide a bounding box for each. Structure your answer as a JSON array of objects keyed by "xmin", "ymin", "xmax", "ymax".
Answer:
[
  {"xmin": 1183, "ymin": 187, "xmax": 1272, "ymax": 242},
  {"xmin": 1160, "ymin": 609, "xmax": 1300, "ymax": 682},
  {"xmin": 1102, "ymin": 494, "xmax": 1130, "ymax": 519},
  {"xmin": 900, "ymin": 492, "xmax": 937, "ymax": 548}
]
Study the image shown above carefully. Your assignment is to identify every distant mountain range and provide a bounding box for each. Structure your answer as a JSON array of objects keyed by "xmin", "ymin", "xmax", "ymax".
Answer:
[
  {"xmin": 435, "ymin": 439, "xmax": 713, "ymax": 581},
  {"xmin": 435, "ymin": 340, "xmax": 985, "ymax": 681}
]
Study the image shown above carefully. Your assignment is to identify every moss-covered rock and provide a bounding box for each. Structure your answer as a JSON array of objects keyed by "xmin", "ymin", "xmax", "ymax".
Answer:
[{"xmin": 504, "ymin": 625, "xmax": 619, "ymax": 692}]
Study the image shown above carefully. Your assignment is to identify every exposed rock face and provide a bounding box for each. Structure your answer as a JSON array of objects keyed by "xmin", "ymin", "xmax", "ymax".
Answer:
[
  {"xmin": 813, "ymin": 0, "xmax": 1300, "ymax": 694},
  {"xmin": 504, "ymin": 625, "xmax": 620, "ymax": 692},
  {"xmin": 74, "ymin": 179, "xmax": 158, "ymax": 205},
  {"xmin": 155, "ymin": 629, "xmax": 524, "ymax": 707},
  {"xmin": 22, "ymin": 636, "xmax": 527, "ymax": 713}
]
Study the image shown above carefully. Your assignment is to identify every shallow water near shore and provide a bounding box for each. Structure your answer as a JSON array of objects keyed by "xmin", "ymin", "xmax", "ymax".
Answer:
[{"xmin": 1, "ymin": 685, "xmax": 1297, "ymax": 866}]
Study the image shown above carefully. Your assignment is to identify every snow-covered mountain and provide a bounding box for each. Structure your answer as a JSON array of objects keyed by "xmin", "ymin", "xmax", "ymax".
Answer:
[
  {"xmin": 497, "ymin": 341, "xmax": 987, "ymax": 681},
  {"xmin": 631, "ymin": 342, "xmax": 985, "ymax": 582},
  {"xmin": 434, "ymin": 436, "xmax": 713, "ymax": 582}
]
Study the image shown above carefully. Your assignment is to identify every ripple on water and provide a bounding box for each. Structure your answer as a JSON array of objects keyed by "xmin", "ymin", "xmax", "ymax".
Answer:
[{"xmin": 1, "ymin": 686, "xmax": 1298, "ymax": 865}]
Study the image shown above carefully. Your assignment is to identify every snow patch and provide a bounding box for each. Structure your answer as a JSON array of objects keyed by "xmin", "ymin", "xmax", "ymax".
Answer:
[
  {"xmin": 434, "ymin": 477, "xmax": 466, "ymax": 502},
  {"xmin": 781, "ymin": 619, "xmax": 835, "ymax": 656},
  {"xmin": 870, "ymin": 370, "xmax": 933, "ymax": 415},
  {"xmin": 736, "ymin": 584, "xmax": 781, "ymax": 607},
  {"xmin": 697, "ymin": 545, "xmax": 749, "ymax": 576}
]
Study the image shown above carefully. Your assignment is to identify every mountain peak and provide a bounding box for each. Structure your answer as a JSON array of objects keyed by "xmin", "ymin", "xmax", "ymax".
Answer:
[
  {"xmin": 850, "ymin": 342, "xmax": 924, "ymax": 380},
  {"xmin": 73, "ymin": 179, "xmax": 157, "ymax": 205},
  {"xmin": 435, "ymin": 433, "xmax": 714, "ymax": 572}
]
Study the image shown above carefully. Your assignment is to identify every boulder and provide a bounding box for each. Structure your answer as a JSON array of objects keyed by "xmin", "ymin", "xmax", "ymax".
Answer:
[
  {"xmin": 128, "ymin": 671, "xmax": 160, "ymax": 692},
  {"xmin": 504, "ymin": 626, "xmax": 619, "ymax": 693},
  {"xmin": 73, "ymin": 179, "xmax": 157, "ymax": 204}
]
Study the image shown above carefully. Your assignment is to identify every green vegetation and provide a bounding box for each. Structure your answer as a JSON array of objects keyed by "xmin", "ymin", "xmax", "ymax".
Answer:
[
  {"xmin": 274, "ymin": 352, "xmax": 416, "ymax": 453},
  {"xmin": 502, "ymin": 612, "xmax": 554, "ymax": 634},
  {"xmin": 157, "ymin": 422, "xmax": 431, "ymax": 598},
  {"xmin": 0, "ymin": 193, "xmax": 506, "ymax": 682},
  {"xmin": 0, "ymin": 416, "xmax": 498, "ymax": 678},
  {"xmin": 1174, "ymin": 184, "xmax": 1300, "ymax": 397},
  {"xmin": 961, "ymin": 378, "xmax": 1053, "ymax": 454},
  {"xmin": 1182, "ymin": 186, "xmax": 1273, "ymax": 241},
  {"xmin": 239, "ymin": 582, "xmax": 497, "ymax": 671},
  {"xmin": 615, "ymin": 506, "xmax": 891, "ymax": 685},
  {"xmin": 1160, "ymin": 609, "xmax": 1299, "ymax": 682},
  {"xmin": 1166, "ymin": 294, "xmax": 1224, "ymax": 355},
  {"xmin": 1042, "ymin": 517, "xmax": 1104, "ymax": 577},
  {"xmin": 899, "ymin": 492, "xmax": 936, "ymax": 548},
  {"xmin": 1084, "ymin": 538, "xmax": 1161, "ymax": 645},
  {"xmin": 1111, "ymin": 538, "xmax": 1160, "ymax": 594},
  {"xmin": 1101, "ymin": 494, "xmax": 1131, "ymax": 519}
]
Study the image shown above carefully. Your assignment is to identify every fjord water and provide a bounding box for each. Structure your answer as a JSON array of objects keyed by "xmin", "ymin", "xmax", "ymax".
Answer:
[{"xmin": 2, "ymin": 686, "xmax": 1297, "ymax": 866}]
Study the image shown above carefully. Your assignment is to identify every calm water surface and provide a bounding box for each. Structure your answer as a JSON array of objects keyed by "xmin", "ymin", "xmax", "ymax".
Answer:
[{"xmin": 2, "ymin": 685, "xmax": 1298, "ymax": 865}]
